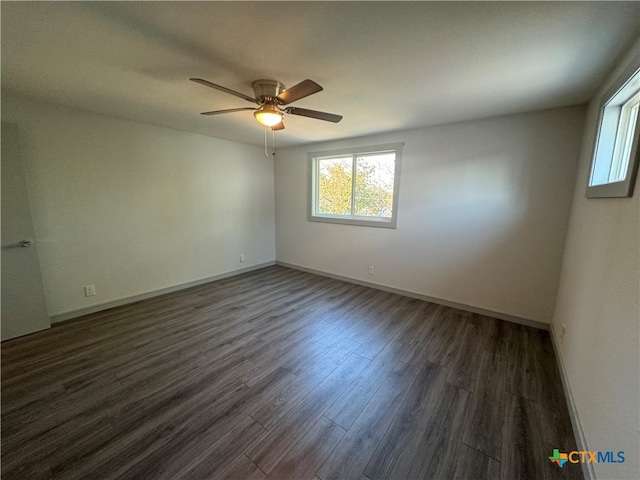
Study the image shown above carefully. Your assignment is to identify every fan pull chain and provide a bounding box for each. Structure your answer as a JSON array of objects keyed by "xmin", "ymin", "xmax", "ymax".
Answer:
[
  {"xmin": 272, "ymin": 126, "xmax": 276, "ymax": 156},
  {"xmin": 264, "ymin": 126, "xmax": 269, "ymax": 157},
  {"xmin": 263, "ymin": 125, "xmax": 277, "ymax": 157}
]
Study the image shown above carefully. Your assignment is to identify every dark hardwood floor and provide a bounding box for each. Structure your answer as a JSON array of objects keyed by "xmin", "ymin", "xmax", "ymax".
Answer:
[{"xmin": 1, "ymin": 265, "xmax": 583, "ymax": 480}]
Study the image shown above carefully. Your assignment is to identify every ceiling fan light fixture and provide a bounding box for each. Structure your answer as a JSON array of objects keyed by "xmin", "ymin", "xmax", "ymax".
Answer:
[
  {"xmin": 254, "ymin": 105, "xmax": 283, "ymax": 127},
  {"xmin": 190, "ymin": 77, "xmax": 341, "ymax": 129}
]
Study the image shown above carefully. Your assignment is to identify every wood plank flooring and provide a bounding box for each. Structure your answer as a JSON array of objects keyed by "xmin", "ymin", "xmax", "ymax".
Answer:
[{"xmin": 1, "ymin": 265, "xmax": 583, "ymax": 480}]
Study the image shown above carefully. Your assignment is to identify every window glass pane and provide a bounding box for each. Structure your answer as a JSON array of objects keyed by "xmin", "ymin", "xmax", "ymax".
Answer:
[
  {"xmin": 317, "ymin": 157, "xmax": 353, "ymax": 215},
  {"xmin": 590, "ymin": 106, "xmax": 620, "ymax": 186},
  {"xmin": 354, "ymin": 153, "xmax": 395, "ymax": 218},
  {"xmin": 609, "ymin": 95, "xmax": 639, "ymax": 183},
  {"xmin": 587, "ymin": 65, "xmax": 640, "ymax": 196}
]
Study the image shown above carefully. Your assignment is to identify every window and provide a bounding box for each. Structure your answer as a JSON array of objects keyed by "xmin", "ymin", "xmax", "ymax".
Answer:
[
  {"xmin": 587, "ymin": 63, "xmax": 640, "ymax": 198},
  {"xmin": 309, "ymin": 143, "xmax": 402, "ymax": 228}
]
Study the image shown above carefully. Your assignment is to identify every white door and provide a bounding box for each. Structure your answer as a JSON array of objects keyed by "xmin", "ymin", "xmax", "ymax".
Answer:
[{"xmin": 1, "ymin": 122, "xmax": 50, "ymax": 340}]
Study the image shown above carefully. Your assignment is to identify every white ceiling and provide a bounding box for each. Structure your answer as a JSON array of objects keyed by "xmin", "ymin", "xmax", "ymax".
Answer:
[{"xmin": 2, "ymin": 1, "xmax": 639, "ymax": 147}]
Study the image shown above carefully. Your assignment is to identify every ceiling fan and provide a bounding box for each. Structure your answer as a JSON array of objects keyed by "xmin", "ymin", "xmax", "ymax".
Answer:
[{"xmin": 190, "ymin": 78, "xmax": 343, "ymax": 130}]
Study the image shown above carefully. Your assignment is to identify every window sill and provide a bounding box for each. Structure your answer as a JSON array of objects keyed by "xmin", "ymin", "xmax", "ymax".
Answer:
[{"xmin": 309, "ymin": 215, "xmax": 397, "ymax": 228}]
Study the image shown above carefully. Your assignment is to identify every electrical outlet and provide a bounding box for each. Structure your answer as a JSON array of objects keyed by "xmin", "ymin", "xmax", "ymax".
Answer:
[
  {"xmin": 240, "ymin": 254, "xmax": 245, "ymax": 263},
  {"xmin": 368, "ymin": 265, "xmax": 374, "ymax": 275},
  {"xmin": 84, "ymin": 285, "xmax": 96, "ymax": 297}
]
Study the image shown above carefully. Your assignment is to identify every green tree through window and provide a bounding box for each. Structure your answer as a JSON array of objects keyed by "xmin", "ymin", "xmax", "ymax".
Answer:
[
  {"xmin": 312, "ymin": 146, "xmax": 400, "ymax": 228},
  {"xmin": 318, "ymin": 157, "xmax": 352, "ymax": 215},
  {"xmin": 354, "ymin": 154, "xmax": 395, "ymax": 217}
]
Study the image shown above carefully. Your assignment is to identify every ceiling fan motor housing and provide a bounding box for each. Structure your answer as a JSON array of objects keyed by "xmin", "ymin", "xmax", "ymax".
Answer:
[{"xmin": 252, "ymin": 79, "xmax": 286, "ymax": 104}]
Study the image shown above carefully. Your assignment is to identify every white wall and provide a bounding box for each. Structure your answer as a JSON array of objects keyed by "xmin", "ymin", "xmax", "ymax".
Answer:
[
  {"xmin": 552, "ymin": 41, "xmax": 640, "ymax": 480},
  {"xmin": 2, "ymin": 95, "xmax": 275, "ymax": 319},
  {"xmin": 275, "ymin": 106, "xmax": 586, "ymax": 324}
]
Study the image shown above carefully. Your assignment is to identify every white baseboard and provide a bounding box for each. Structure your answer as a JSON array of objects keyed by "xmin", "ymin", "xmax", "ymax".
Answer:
[
  {"xmin": 50, "ymin": 261, "xmax": 276, "ymax": 323},
  {"xmin": 276, "ymin": 260, "xmax": 550, "ymax": 331},
  {"xmin": 52, "ymin": 259, "xmax": 550, "ymax": 332},
  {"xmin": 549, "ymin": 323, "xmax": 595, "ymax": 480}
]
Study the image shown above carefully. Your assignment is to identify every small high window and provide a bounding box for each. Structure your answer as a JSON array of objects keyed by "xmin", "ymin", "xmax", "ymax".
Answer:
[
  {"xmin": 309, "ymin": 143, "xmax": 402, "ymax": 228},
  {"xmin": 587, "ymin": 64, "xmax": 640, "ymax": 198}
]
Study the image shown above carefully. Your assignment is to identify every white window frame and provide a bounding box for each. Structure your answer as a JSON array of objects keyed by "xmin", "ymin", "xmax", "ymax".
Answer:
[
  {"xmin": 308, "ymin": 143, "xmax": 402, "ymax": 228},
  {"xmin": 586, "ymin": 60, "xmax": 640, "ymax": 198}
]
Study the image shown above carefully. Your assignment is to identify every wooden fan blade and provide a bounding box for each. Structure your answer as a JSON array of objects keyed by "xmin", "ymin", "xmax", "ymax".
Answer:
[
  {"xmin": 276, "ymin": 79, "xmax": 323, "ymax": 105},
  {"xmin": 190, "ymin": 78, "xmax": 257, "ymax": 104},
  {"xmin": 200, "ymin": 107, "xmax": 256, "ymax": 116},
  {"xmin": 285, "ymin": 107, "xmax": 342, "ymax": 123},
  {"xmin": 271, "ymin": 121, "xmax": 285, "ymax": 131}
]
